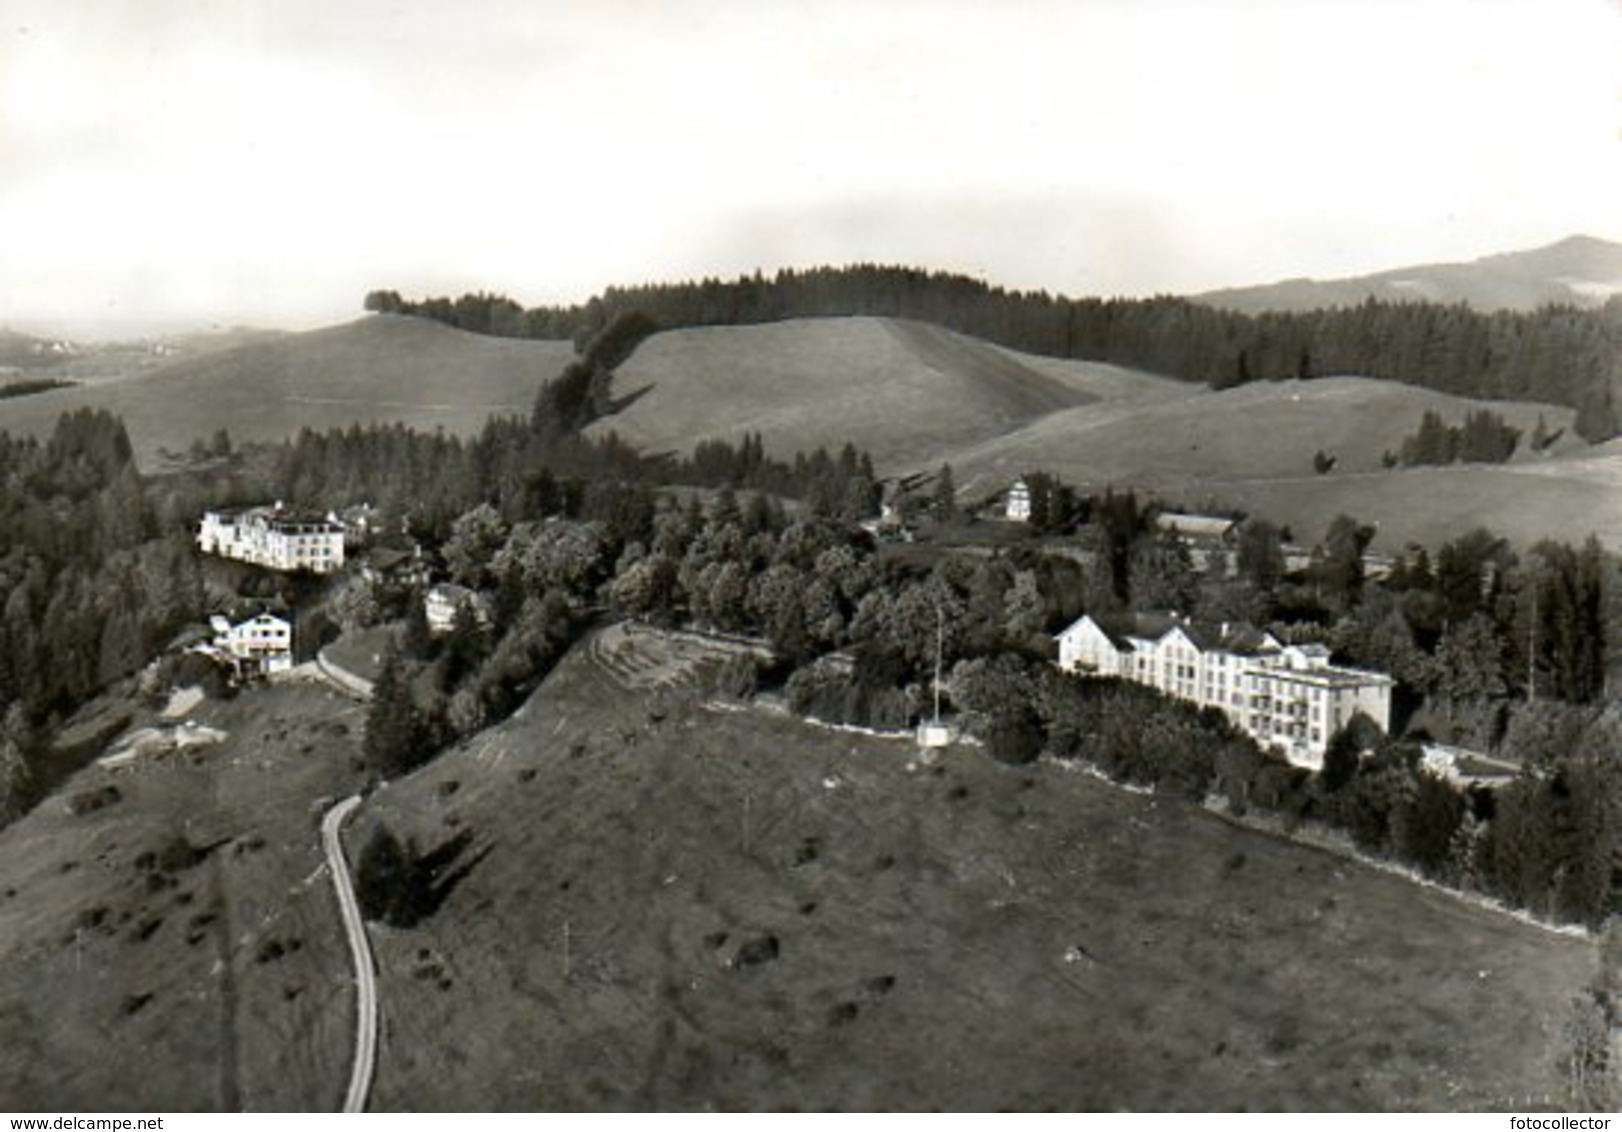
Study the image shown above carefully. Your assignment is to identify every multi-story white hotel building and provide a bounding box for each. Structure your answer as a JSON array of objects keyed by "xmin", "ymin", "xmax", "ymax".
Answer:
[
  {"xmin": 1055, "ymin": 612, "xmax": 1393, "ymax": 769},
  {"xmin": 197, "ymin": 504, "xmax": 345, "ymax": 574}
]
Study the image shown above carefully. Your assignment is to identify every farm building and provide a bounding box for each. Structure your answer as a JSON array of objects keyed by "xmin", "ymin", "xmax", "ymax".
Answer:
[
  {"xmin": 360, "ymin": 542, "xmax": 432, "ymax": 589},
  {"xmin": 1055, "ymin": 611, "xmax": 1392, "ymax": 769},
  {"xmin": 197, "ymin": 503, "xmax": 345, "ymax": 574},
  {"xmin": 1153, "ymin": 512, "xmax": 1238, "ymax": 574}
]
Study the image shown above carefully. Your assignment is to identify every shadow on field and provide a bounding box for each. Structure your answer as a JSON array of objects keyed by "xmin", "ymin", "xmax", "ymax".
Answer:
[{"xmin": 416, "ymin": 830, "xmax": 491, "ymax": 920}]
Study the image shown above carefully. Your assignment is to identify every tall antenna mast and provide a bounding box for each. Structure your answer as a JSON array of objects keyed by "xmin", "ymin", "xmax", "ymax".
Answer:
[
  {"xmin": 933, "ymin": 601, "xmax": 944, "ymax": 725},
  {"xmin": 1527, "ymin": 584, "xmax": 1537, "ymax": 703}
]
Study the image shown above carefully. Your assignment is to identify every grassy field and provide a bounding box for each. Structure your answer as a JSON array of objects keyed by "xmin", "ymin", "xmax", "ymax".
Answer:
[
  {"xmin": 584, "ymin": 317, "xmax": 1109, "ymax": 470},
  {"xmin": 932, "ymin": 375, "xmax": 1611, "ymax": 551},
  {"xmin": 0, "ymin": 682, "xmax": 371, "ymax": 1110},
  {"xmin": 0, "ymin": 315, "xmax": 575, "ymax": 468},
  {"xmin": 941, "ymin": 375, "xmax": 1580, "ymax": 486},
  {"xmin": 1207, "ymin": 457, "xmax": 1622, "ymax": 555},
  {"xmin": 354, "ymin": 630, "xmax": 1599, "ymax": 1111}
]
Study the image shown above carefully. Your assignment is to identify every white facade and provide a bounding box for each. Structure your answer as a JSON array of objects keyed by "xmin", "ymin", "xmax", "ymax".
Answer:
[
  {"xmin": 1005, "ymin": 479, "xmax": 1032, "ymax": 522},
  {"xmin": 211, "ymin": 612, "xmax": 293, "ymax": 675},
  {"xmin": 1054, "ymin": 613, "xmax": 1393, "ymax": 769},
  {"xmin": 198, "ymin": 504, "xmax": 345, "ymax": 574},
  {"xmin": 425, "ymin": 583, "xmax": 491, "ymax": 635}
]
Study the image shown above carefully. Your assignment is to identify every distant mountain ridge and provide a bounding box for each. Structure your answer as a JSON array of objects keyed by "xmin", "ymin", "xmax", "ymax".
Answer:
[{"xmin": 1197, "ymin": 235, "xmax": 1622, "ymax": 314}]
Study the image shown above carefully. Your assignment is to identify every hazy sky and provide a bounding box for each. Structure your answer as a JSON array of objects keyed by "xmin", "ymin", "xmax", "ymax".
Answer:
[{"xmin": 3, "ymin": 0, "xmax": 1620, "ymax": 335}]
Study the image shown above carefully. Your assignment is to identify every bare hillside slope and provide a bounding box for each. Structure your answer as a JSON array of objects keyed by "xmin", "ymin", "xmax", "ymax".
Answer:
[
  {"xmin": 586, "ymin": 317, "xmax": 1143, "ymax": 470},
  {"xmin": 0, "ymin": 315, "xmax": 575, "ymax": 465},
  {"xmin": 353, "ymin": 633, "xmax": 1596, "ymax": 1111}
]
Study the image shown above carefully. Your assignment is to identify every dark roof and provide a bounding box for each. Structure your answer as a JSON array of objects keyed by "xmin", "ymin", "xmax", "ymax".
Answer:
[
  {"xmin": 366, "ymin": 545, "xmax": 419, "ymax": 571},
  {"xmin": 1091, "ymin": 611, "xmax": 1276, "ymax": 656}
]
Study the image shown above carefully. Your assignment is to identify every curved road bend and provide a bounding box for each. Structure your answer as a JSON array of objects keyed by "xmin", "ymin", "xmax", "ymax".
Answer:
[{"xmin": 321, "ymin": 795, "xmax": 378, "ymax": 1114}]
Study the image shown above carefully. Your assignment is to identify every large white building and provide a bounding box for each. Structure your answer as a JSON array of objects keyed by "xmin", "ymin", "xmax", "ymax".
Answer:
[
  {"xmin": 208, "ymin": 612, "xmax": 293, "ymax": 676},
  {"xmin": 198, "ymin": 504, "xmax": 345, "ymax": 574},
  {"xmin": 1055, "ymin": 611, "xmax": 1393, "ymax": 769}
]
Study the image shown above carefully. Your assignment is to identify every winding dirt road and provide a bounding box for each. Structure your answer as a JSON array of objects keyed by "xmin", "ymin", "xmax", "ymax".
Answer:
[{"xmin": 321, "ymin": 795, "xmax": 377, "ymax": 1113}]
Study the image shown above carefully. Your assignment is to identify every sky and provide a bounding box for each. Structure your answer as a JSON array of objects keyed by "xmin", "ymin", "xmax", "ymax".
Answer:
[{"xmin": 2, "ymin": 0, "xmax": 1620, "ymax": 336}]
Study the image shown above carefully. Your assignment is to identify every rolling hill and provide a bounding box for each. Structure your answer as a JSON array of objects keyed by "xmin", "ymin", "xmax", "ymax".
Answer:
[
  {"xmin": 926, "ymin": 375, "xmax": 1617, "ymax": 550},
  {"xmin": 584, "ymin": 316, "xmax": 1181, "ymax": 469},
  {"xmin": 0, "ymin": 315, "xmax": 576, "ymax": 465},
  {"xmin": 1198, "ymin": 234, "xmax": 1622, "ymax": 314},
  {"xmin": 0, "ymin": 305, "xmax": 1610, "ymax": 552},
  {"xmin": 579, "ymin": 318, "xmax": 1613, "ymax": 552}
]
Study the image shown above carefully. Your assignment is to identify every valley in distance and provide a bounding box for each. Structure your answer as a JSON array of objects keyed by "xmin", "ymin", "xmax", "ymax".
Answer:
[{"xmin": 0, "ymin": 236, "xmax": 1619, "ymax": 1112}]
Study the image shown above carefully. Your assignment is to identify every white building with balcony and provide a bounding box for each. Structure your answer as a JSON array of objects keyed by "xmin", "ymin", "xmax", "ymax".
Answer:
[{"xmin": 208, "ymin": 612, "xmax": 293, "ymax": 676}]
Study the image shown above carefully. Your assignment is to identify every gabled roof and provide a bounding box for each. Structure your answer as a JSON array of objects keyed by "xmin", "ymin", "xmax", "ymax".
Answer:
[
  {"xmin": 1063, "ymin": 611, "xmax": 1277, "ymax": 657},
  {"xmin": 366, "ymin": 545, "xmax": 420, "ymax": 571},
  {"xmin": 427, "ymin": 582, "xmax": 489, "ymax": 607}
]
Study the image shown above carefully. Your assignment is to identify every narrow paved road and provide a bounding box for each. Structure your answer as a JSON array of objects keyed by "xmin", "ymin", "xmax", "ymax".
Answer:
[{"xmin": 321, "ymin": 795, "xmax": 377, "ymax": 1114}]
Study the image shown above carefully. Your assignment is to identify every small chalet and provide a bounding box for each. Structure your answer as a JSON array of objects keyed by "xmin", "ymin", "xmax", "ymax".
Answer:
[
  {"xmin": 336, "ymin": 503, "xmax": 385, "ymax": 544},
  {"xmin": 360, "ymin": 542, "xmax": 431, "ymax": 590},
  {"xmin": 208, "ymin": 612, "xmax": 293, "ymax": 676},
  {"xmin": 1005, "ymin": 479, "xmax": 1032, "ymax": 522},
  {"xmin": 425, "ymin": 583, "xmax": 492, "ymax": 635}
]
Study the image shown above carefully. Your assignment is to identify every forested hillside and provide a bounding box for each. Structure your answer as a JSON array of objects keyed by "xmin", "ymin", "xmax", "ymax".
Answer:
[{"xmin": 366, "ymin": 264, "xmax": 1622, "ymax": 441}]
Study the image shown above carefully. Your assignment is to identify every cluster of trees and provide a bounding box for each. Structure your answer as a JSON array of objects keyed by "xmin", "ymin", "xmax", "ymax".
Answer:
[
  {"xmin": 351, "ymin": 477, "xmax": 1068, "ymax": 743},
  {"xmin": 684, "ymin": 434, "xmax": 880, "ymax": 519},
  {"xmin": 1335, "ymin": 530, "xmax": 1612, "ymax": 736},
  {"xmin": 0, "ymin": 378, "xmax": 76, "ymax": 400},
  {"xmin": 196, "ymin": 419, "xmax": 878, "ymax": 553},
  {"xmin": 1471, "ymin": 705, "xmax": 1622, "ymax": 925},
  {"xmin": 530, "ymin": 311, "xmax": 661, "ymax": 437},
  {"xmin": 261, "ymin": 421, "xmax": 647, "ymax": 541},
  {"xmin": 983, "ymin": 470, "xmax": 1372, "ymax": 627},
  {"xmin": 1393, "ymin": 409, "xmax": 1523, "ymax": 467},
  {"xmin": 359, "ymin": 524, "xmax": 597, "ymax": 778},
  {"xmin": 0, "ymin": 410, "xmax": 205, "ymax": 726},
  {"xmin": 368, "ymin": 268, "xmax": 1622, "ymax": 441},
  {"xmin": 353, "ymin": 823, "xmax": 477, "ymax": 928}
]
